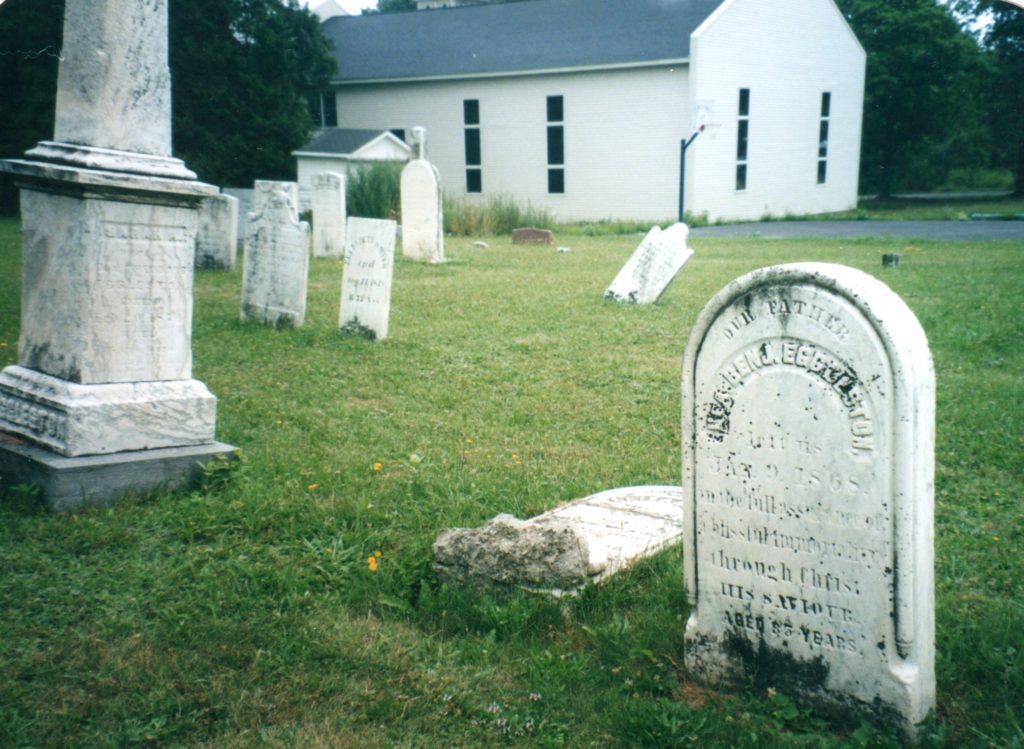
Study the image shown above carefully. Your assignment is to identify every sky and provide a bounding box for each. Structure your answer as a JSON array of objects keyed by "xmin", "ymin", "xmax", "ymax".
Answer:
[{"xmin": 300, "ymin": 0, "xmax": 378, "ymax": 15}]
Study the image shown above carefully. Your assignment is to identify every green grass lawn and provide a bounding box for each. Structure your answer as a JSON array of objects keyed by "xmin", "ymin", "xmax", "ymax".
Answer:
[{"xmin": 0, "ymin": 217, "xmax": 1021, "ymax": 748}]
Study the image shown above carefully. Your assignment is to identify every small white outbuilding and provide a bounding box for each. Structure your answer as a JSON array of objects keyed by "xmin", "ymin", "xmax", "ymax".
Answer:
[
  {"xmin": 319, "ymin": 0, "xmax": 865, "ymax": 223},
  {"xmin": 292, "ymin": 128, "xmax": 413, "ymax": 212}
]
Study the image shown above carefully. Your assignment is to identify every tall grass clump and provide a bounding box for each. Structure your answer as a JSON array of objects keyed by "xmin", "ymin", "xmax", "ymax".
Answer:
[
  {"xmin": 347, "ymin": 161, "xmax": 403, "ymax": 221},
  {"xmin": 444, "ymin": 193, "xmax": 554, "ymax": 236}
]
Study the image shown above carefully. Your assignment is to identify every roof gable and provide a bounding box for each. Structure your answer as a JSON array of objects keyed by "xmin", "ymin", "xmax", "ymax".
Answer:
[
  {"xmin": 294, "ymin": 128, "xmax": 412, "ymax": 158},
  {"xmin": 323, "ymin": 0, "xmax": 724, "ymax": 83}
]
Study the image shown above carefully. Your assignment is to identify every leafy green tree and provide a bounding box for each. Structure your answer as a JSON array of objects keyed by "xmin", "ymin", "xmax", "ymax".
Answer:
[
  {"xmin": 834, "ymin": 0, "xmax": 988, "ymax": 195},
  {"xmin": 954, "ymin": 0, "xmax": 1024, "ymax": 194},
  {"xmin": 169, "ymin": 0, "xmax": 336, "ymax": 186},
  {"xmin": 0, "ymin": 0, "xmax": 334, "ymax": 212},
  {"xmin": 370, "ymin": 0, "xmax": 416, "ymax": 11},
  {"xmin": 0, "ymin": 0, "xmax": 64, "ymax": 213}
]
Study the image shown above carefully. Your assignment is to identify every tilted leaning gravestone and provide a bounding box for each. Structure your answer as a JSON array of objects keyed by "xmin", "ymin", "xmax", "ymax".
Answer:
[
  {"xmin": 0, "ymin": 0, "xmax": 233, "ymax": 509},
  {"xmin": 312, "ymin": 172, "xmax": 346, "ymax": 259},
  {"xmin": 241, "ymin": 191, "xmax": 311, "ymax": 328},
  {"xmin": 400, "ymin": 160, "xmax": 444, "ymax": 263},
  {"xmin": 682, "ymin": 263, "xmax": 934, "ymax": 734},
  {"xmin": 339, "ymin": 217, "xmax": 396, "ymax": 341},
  {"xmin": 195, "ymin": 193, "xmax": 239, "ymax": 269},
  {"xmin": 605, "ymin": 223, "xmax": 692, "ymax": 304}
]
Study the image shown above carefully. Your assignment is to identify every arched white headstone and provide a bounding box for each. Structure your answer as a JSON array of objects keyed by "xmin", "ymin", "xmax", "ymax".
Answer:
[
  {"xmin": 682, "ymin": 263, "xmax": 934, "ymax": 735},
  {"xmin": 400, "ymin": 160, "xmax": 444, "ymax": 264}
]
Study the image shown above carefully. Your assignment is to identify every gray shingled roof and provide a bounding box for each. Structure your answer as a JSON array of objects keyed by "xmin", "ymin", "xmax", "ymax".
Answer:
[
  {"xmin": 295, "ymin": 128, "xmax": 395, "ymax": 154},
  {"xmin": 322, "ymin": 0, "xmax": 724, "ymax": 83}
]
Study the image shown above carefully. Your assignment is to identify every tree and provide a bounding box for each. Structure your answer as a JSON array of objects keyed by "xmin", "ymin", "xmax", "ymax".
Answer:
[
  {"xmin": 0, "ymin": 0, "xmax": 64, "ymax": 213},
  {"xmin": 169, "ymin": 0, "xmax": 336, "ymax": 187},
  {"xmin": 834, "ymin": 0, "xmax": 988, "ymax": 196},
  {"xmin": 0, "ymin": 0, "xmax": 335, "ymax": 212},
  {"xmin": 953, "ymin": 0, "xmax": 1024, "ymax": 194},
  {"xmin": 370, "ymin": 0, "xmax": 416, "ymax": 11}
]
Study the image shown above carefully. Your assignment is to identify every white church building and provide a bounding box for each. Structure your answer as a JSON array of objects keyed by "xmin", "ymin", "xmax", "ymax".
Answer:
[{"xmin": 320, "ymin": 0, "xmax": 865, "ymax": 223}]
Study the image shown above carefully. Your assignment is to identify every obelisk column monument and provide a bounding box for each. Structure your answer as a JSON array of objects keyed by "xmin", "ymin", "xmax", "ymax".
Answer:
[{"xmin": 0, "ymin": 0, "xmax": 234, "ymax": 509}]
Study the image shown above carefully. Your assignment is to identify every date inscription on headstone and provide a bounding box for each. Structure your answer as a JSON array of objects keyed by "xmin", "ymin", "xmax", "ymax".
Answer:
[{"xmin": 682, "ymin": 263, "xmax": 935, "ymax": 735}]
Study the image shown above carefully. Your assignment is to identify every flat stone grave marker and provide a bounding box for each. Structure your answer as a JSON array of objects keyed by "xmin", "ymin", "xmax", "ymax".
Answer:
[
  {"xmin": 241, "ymin": 190, "xmax": 311, "ymax": 328},
  {"xmin": 195, "ymin": 193, "xmax": 238, "ymax": 269},
  {"xmin": 512, "ymin": 227, "xmax": 554, "ymax": 245},
  {"xmin": 434, "ymin": 485, "xmax": 684, "ymax": 595},
  {"xmin": 253, "ymin": 180, "xmax": 299, "ymax": 220},
  {"xmin": 400, "ymin": 159, "xmax": 444, "ymax": 263},
  {"xmin": 681, "ymin": 263, "xmax": 934, "ymax": 735},
  {"xmin": 313, "ymin": 171, "xmax": 346, "ymax": 259},
  {"xmin": 339, "ymin": 217, "xmax": 396, "ymax": 341},
  {"xmin": 605, "ymin": 223, "xmax": 692, "ymax": 304}
]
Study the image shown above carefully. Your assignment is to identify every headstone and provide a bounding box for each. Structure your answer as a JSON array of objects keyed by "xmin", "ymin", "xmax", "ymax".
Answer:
[
  {"xmin": 195, "ymin": 193, "xmax": 239, "ymax": 269},
  {"xmin": 312, "ymin": 172, "xmax": 346, "ymax": 259},
  {"xmin": 400, "ymin": 159, "xmax": 444, "ymax": 263},
  {"xmin": 0, "ymin": 0, "xmax": 234, "ymax": 507},
  {"xmin": 605, "ymin": 223, "xmax": 692, "ymax": 304},
  {"xmin": 512, "ymin": 227, "xmax": 554, "ymax": 245},
  {"xmin": 434, "ymin": 486, "xmax": 684, "ymax": 595},
  {"xmin": 681, "ymin": 263, "xmax": 934, "ymax": 734},
  {"xmin": 241, "ymin": 190, "xmax": 311, "ymax": 328},
  {"xmin": 253, "ymin": 180, "xmax": 299, "ymax": 220},
  {"xmin": 339, "ymin": 217, "xmax": 396, "ymax": 341},
  {"xmin": 882, "ymin": 253, "xmax": 901, "ymax": 268},
  {"xmin": 411, "ymin": 125, "xmax": 427, "ymax": 160}
]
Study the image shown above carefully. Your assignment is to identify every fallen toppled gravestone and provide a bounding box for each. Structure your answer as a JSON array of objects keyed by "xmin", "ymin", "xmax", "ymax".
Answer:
[{"xmin": 433, "ymin": 485, "xmax": 683, "ymax": 595}]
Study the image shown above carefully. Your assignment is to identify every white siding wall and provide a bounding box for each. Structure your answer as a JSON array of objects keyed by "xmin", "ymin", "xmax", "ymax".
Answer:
[
  {"xmin": 687, "ymin": 0, "xmax": 865, "ymax": 221},
  {"xmin": 335, "ymin": 65, "xmax": 690, "ymax": 222},
  {"xmin": 296, "ymin": 156, "xmax": 348, "ymax": 213}
]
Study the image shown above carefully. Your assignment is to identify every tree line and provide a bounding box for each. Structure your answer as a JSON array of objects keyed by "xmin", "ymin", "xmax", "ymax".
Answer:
[
  {"xmin": 1, "ymin": 0, "xmax": 1020, "ymax": 215},
  {"xmin": 0, "ymin": 0, "xmax": 334, "ymax": 213}
]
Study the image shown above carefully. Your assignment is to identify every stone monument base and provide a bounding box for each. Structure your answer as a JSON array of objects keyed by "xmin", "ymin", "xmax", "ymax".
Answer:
[
  {"xmin": 0, "ymin": 433, "xmax": 236, "ymax": 512},
  {"xmin": 0, "ymin": 366, "xmax": 217, "ymax": 457}
]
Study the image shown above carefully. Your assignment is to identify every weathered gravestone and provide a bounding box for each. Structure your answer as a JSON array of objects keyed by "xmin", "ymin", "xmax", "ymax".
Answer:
[
  {"xmin": 400, "ymin": 160, "xmax": 444, "ymax": 263},
  {"xmin": 0, "ymin": 0, "xmax": 233, "ymax": 510},
  {"xmin": 241, "ymin": 191, "xmax": 311, "ymax": 328},
  {"xmin": 434, "ymin": 485, "xmax": 684, "ymax": 595},
  {"xmin": 681, "ymin": 263, "xmax": 935, "ymax": 734},
  {"xmin": 253, "ymin": 180, "xmax": 299, "ymax": 220},
  {"xmin": 195, "ymin": 193, "xmax": 239, "ymax": 269},
  {"xmin": 339, "ymin": 217, "xmax": 396, "ymax": 341},
  {"xmin": 605, "ymin": 223, "xmax": 692, "ymax": 304},
  {"xmin": 512, "ymin": 227, "xmax": 554, "ymax": 245},
  {"xmin": 312, "ymin": 172, "xmax": 346, "ymax": 259}
]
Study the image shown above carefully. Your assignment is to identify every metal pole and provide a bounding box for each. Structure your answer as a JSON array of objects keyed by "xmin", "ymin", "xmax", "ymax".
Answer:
[{"xmin": 678, "ymin": 129, "xmax": 702, "ymax": 223}]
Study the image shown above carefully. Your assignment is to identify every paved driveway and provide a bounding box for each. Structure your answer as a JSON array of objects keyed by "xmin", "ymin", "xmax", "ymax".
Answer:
[{"xmin": 690, "ymin": 220, "xmax": 1024, "ymax": 242}]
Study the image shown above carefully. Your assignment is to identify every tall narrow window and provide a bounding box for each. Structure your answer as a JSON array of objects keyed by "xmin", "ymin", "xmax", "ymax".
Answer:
[
  {"xmin": 546, "ymin": 95, "xmax": 564, "ymax": 194},
  {"xmin": 736, "ymin": 88, "xmax": 750, "ymax": 191},
  {"xmin": 464, "ymin": 99, "xmax": 482, "ymax": 193},
  {"xmin": 309, "ymin": 91, "xmax": 337, "ymax": 128},
  {"xmin": 817, "ymin": 92, "xmax": 831, "ymax": 184}
]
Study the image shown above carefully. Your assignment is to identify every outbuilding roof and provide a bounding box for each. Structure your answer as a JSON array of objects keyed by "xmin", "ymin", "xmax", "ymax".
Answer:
[
  {"xmin": 322, "ymin": 0, "xmax": 724, "ymax": 84},
  {"xmin": 294, "ymin": 128, "xmax": 405, "ymax": 155}
]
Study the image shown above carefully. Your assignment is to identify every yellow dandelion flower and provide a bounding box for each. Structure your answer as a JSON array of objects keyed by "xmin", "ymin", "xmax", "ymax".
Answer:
[
  {"xmin": 373, "ymin": 462, "xmax": 382, "ymax": 471},
  {"xmin": 374, "ymin": 550, "xmax": 382, "ymax": 558},
  {"xmin": 368, "ymin": 556, "xmax": 378, "ymax": 572}
]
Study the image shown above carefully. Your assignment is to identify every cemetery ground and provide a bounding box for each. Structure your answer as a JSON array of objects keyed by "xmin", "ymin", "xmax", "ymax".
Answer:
[{"xmin": 0, "ymin": 216, "xmax": 1021, "ymax": 748}]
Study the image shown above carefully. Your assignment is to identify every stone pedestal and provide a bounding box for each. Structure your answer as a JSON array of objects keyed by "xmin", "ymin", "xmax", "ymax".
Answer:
[{"xmin": 0, "ymin": 0, "xmax": 234, "ymax": 510}]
